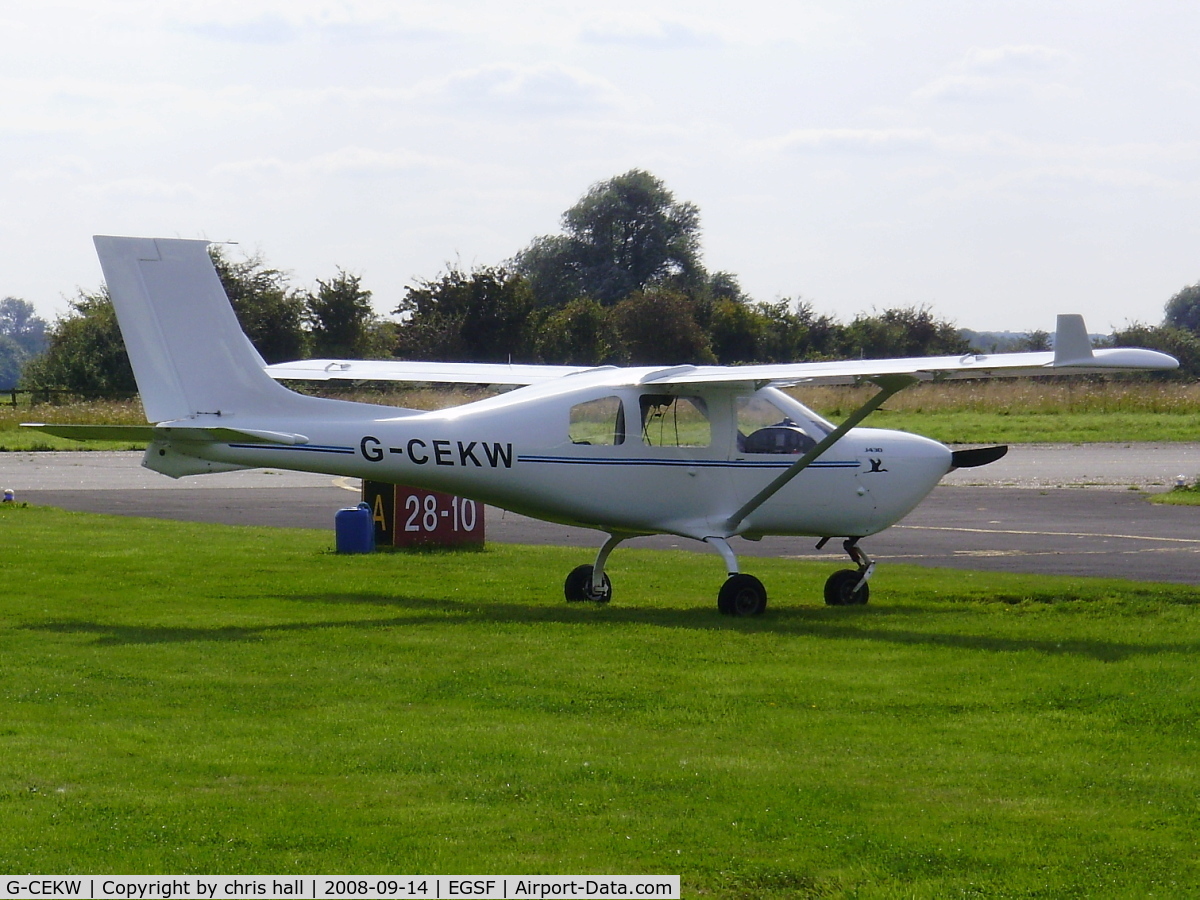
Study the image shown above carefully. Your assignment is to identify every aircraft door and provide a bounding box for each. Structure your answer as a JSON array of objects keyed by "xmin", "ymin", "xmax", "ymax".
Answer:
[{"xmin": 732, "ymin": 392, "xmax": 876, "ymax": 532}]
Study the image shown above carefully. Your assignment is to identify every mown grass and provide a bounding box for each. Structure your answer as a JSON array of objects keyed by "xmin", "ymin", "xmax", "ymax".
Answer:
[
  {"xmin": 1151, "ymin": 480, "xmax": 1200, "ymax": 506},
  {"xmin": 0, "ymin": 397, "xmax": 149, "ymax": 450},
  {"xmin": 2, "ymin": 503, "xmax": 1199, "ymax": 895},
  {"xmin": 789, "ymin": 380, "xmax": 1200, "ymax": 443},
  {"xmin": 4, "ymin": 380, "xmax": 1197, "ymax": 450}
]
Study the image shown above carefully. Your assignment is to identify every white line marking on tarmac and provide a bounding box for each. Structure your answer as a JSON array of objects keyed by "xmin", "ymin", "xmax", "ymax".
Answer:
[
  {"xmin": 784, "ymin": 547, "xmax": 1200, "ymax": 561},
  {"xmin": 894, "ymin": 524, "xmax": 1200, "ymax": 544}
]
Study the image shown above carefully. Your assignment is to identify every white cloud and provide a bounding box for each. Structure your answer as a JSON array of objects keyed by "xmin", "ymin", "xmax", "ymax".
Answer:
[
  {"xmin": 990, "ymin": 164, "xmax": 1188, "ymax": 194},
  {"xmin": 78, "ymin": 178, "xmax": 205, "ymax": 201},
  {"xmin": 764, "ymin": 127, "xmax": 1028, "ymax": 157},
  {"xmin": 212, "ymin": 147, "xmax": 448, "ymax": 179},
  {"xmin": 182, "ymin": 13, "xmax": 300, "ymax": 44},
  {"xmin": 168, "ymin": 1, "xmax": 459, "ymax": 44},
  {"xmin": 417, "ymin": 64, "xmax": 623, "ymax": 116},
  {"xmin": 11, "ymin": 155, "xmax": 93, "ymax": 183},
  {"xmin": 912, "ymin": 74, "xmax": 1077, "ymax": 104},
  {"xmin": 579, "ymin": 14, "xmax": 720, "ymax": 49},
  {"xmin": 759, "ymin": 126, "xmax": 1197, "ymax": 203},
  {"xmin": 0, "ymin": 78, "xmax": 280, "ymax": 138},
  {"xmin": 961, "ymin": 45, "xmax": 1075, "ymax": 74},
  {"xmin": 913, "ymin": 44, "xmax": 1077, "ymax": 104}
]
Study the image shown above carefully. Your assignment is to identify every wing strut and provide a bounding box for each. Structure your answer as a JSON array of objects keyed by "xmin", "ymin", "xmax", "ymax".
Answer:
[{"xmin": 724, "ymin": 374, "xmax": 918, "ymax": 532}]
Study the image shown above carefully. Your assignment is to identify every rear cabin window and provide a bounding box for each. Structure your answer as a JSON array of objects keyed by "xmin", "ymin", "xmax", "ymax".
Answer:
[
  {"xmin": 569, "ymin": 397, "xmax": 626, "ymax": 445},
  {"xmin": 640, "ymin": 394, "xmax": 711, "ymax": 448},
  {"xmin": 736, "ymin": 394, "xmax": 816, "ymax": 454}
]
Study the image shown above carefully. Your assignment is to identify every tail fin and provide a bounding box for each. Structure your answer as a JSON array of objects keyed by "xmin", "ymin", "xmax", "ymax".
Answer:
[
  {"xmin": 1052, "ymin": 314, "xmax": 1094, "ymax": 367},
  {"xmin": 94, "ymin": 236, "xmax": 311, "ymax": 423}
]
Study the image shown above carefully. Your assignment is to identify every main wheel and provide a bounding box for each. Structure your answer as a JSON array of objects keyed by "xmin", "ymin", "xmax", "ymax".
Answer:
[
  {"xmin": 564, "ymin": 564, "xmax": 612, "ymax": 603},
  {"xmin": 824, "ymin": 569, "xmax": 869, "ymax": 606},
  {"xmin": 718, "ymin": 574, "xmax": 768, "ymax": 617}
]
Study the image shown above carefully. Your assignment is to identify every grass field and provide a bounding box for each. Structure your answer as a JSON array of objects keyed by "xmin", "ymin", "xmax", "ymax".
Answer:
[
  {"xmin": 1152, "ymin": 480, "xmax": 1200, "ymax": 506},
  {"xmin": 0, "ymin": 398, "xmax": 149, "ymax": 451},
  {"xmin": 790, "ymin": 381, "xmax": 1200, "ymax": 444},
  {"xmin": 3, "ymin": 380, "xmax": 1198, "ymax": 450},
  {"xmin": 2, "ymin": 504, "xmax": 1199, "ymax": 895}
]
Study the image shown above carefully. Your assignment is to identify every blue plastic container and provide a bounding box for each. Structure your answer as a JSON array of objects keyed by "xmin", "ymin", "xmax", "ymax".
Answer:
[{"xmin": 335, "ymin": 502, "xmax": 375, "ymax": 554}]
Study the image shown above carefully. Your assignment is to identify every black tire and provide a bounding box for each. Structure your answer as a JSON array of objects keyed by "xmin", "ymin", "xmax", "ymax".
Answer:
[
  {"xmin": 824, "ymin": 569, "xmax": 869, "ymax": 606},
  {"xmin": 718, "ymin": 574, "xmax": 768, "ymax": 617},
  {"xmin": 564, "ymin": 564, "xmax": 612, "ymax": 603}
]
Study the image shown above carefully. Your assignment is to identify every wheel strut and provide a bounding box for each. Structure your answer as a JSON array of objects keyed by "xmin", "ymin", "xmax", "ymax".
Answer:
[
  {"xmin": 564, "ymin": 533, "xmax": 624, "ymax": 603},
  {"xmin": 844, "ymin": 538, "xmax": 875, "ymax": 587}
]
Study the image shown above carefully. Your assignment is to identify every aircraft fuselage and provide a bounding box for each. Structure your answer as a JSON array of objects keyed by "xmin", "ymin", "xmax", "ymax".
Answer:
[{"xmin": 148, "ymin": 378, "xmax": 952, "ymax": 542}]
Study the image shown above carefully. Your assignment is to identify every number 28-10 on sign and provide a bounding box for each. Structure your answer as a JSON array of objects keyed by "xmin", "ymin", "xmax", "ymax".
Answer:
[{"xmin": 363, "ymin": 481, "xmax": 485, "ymax": 548}]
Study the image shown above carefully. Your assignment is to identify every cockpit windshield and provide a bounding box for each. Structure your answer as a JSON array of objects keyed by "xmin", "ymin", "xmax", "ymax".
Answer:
[{"xmin": 736, "ymin": 389, "xmax": 832, "ymax": 454}]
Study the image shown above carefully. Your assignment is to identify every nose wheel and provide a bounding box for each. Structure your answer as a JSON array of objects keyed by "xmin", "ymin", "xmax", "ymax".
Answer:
[{"xmin": 820, "ymin": 538, "xmax": 873, "ymax": 606}]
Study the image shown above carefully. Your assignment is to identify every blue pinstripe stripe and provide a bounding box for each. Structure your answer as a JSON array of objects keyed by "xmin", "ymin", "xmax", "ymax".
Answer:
[
  {"xmin": 517, "ymin": 455, "xmax": 859, "ymax": 469},
  {"xmin": 227, "ymin": 443, "xmax": 357, "ymax": 455}
]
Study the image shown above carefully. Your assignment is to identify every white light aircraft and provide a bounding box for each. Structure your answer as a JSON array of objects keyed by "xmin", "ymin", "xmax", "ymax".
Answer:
[{"xmin": 25, "ymin": 237, "xmax": 1179, "ymax": 615}]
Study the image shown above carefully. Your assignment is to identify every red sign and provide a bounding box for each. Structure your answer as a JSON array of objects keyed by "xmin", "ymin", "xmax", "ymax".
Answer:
[{"xmin": 363, "ymin": 481, "xmax": 485, "ymax": 548}]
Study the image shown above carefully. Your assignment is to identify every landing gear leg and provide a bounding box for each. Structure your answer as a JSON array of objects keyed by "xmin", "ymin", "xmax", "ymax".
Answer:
[
  {"xmin": 822, "ymin": 537, "xmax": 873, "ymax": 606},
  {"xmin": 564, "ymin": 534, "xmax": 623, "ymax": 603},
  {"xmin": 707, "ymin": 537, "xmax": 767, "ymax": 617}
]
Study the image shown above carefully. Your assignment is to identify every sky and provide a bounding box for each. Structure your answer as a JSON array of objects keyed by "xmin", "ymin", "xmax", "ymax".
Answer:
[{"xmin": 2, "ymin": 0, "xmax": 1198, "ymax": 333}]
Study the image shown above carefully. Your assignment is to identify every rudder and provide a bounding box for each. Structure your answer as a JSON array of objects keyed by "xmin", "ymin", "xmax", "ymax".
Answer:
[{"xmin": 94, "ymin": 236, "xmax": 309, "ymax": 423}]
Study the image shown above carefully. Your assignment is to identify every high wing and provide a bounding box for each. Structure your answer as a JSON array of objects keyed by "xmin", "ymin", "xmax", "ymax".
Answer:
[
  {"xmin": 264, "ymin": 359, "xmax": 597, "ymax": 385},
  {"xmin": 264, "ymin": 315, "xmax": 1177, "ymax": 389}
]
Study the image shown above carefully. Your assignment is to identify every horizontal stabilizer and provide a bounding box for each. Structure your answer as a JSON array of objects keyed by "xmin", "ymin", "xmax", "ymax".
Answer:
[
  {"xmin": 21, "ymin": 424, "xmax": 158, "ymax": 441},
  {"xmin": 22, "ymin": 423, "xmax": 309, "ymax": 445}
]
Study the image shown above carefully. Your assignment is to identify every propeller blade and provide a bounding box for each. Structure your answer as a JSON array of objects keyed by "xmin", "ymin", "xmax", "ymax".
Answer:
[{"xmin": 950, "ymin": 445, "xmax": 1008, "ymax": 469}]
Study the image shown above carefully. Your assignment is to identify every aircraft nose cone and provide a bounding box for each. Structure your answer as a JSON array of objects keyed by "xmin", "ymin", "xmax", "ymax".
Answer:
[{"xmin": 856, "ymin": 429, "xmax": 953, "ymax": 531}]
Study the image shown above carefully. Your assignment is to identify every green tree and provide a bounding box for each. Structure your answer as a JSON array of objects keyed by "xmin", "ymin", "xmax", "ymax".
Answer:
[
  {"xmin": 708, "ymin": 298, "xmax": 764, "ymax": 364},
  {"xmin": 303, "ymin": 269, "xmax": 386, "ymax": 358},
  {"xmin": 844, "ymin": 306, "xmax": 968, "ymax": 359},
  {"xmin": 754, "ymin": 299, "xmax": 844, "ymax": 362},
  {"xmin": 20, "ymin": 289, "xmax": 137, "ymax": 398},
  {"xmin": 698, "ymin": 272, "xmax": 761, "ymax": 364},
  {"xmin": 0, "ymin": 335, "xmax": 24, "ymax": 391},
  {"xmin": 516, "ymin": 169, "xmax": 705, "ymax": 306},
  {"xmin": 1021, "ymin": 330, "xmax": 1051, "ymax": 352},
  {"xmin": 208, "ymin": 246, "xmax": 308, "ymax": 363},
  {"xmin": 0, "ymin": 297, "xmax": 48, "ymax": 356},
  {"xmin": 610, "ymin": 288, "xmax": 715, "ymax": 365},
  {"xmin": 536, "ymin": 298, "xmax": 620, "ymax": 365},
  {"xmin": 1164, "ymin": 282, "xmax": 1200, "ymax": 333},
  {"xmin": 394, "ymin": 266, "xmax": 538, "ymax": 362}
]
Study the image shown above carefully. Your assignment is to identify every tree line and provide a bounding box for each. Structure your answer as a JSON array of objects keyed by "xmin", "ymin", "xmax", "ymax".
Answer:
[{"xmin": 8, "ymin": 169, "xmax": 1200, "ymax": 397}]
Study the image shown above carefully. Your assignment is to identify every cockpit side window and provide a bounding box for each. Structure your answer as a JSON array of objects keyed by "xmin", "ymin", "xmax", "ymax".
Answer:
[
  {"xmin": 569, "ymin": 396, "xmax": 626, "ymax": 446},
  {"xmin": 640, "ymin": 394, "xmax": 711, "ymax": 448},
  {"xmin": 736, "ymin": 394, "xmax": 816, "ymax": 454}
]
